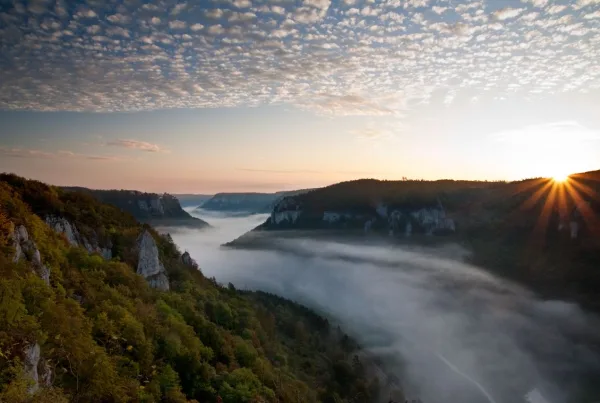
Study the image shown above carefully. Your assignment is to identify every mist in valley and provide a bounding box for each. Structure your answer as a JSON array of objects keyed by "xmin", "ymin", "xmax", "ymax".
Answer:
[{"xmin": 163, "ymin": 210, "xmax": 600, "ymax": 403}]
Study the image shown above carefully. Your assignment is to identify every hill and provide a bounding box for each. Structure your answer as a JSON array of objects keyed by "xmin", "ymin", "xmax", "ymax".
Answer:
[
  {"xmin": 199, "ymin": 189, "xmax": 314, "ymax": 214},
  {"xmin": 233, "ymin": 171, "xmax": 600, "ymax": 309},
  {"xmin": 173, "ymin": 194, "xmax": 214, "ymax": 208},
  {"xmin": 63, "ymin": 186, "xmax": 209, "ymax": 229},
  {"xmin": 0, "ymin": 174, "xmax": 390, "ymax": 402}
]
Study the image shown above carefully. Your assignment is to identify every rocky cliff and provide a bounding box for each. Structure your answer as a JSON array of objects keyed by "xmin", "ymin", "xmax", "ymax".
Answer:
[
  {"xmin": 264, "ymin": 194, "xmax": 456, "ymax": 237},
  {"xmin": 233, "ymin": 173, "xmax": 600, "ymax": 310},
  {"xmin": 11, "ymin": 224, "xmax": 50, "ymax": 285},
  {"xmin": 137, "ymin": 230, "xmax": 170, "ymax": 291},
  {"xmin": 46, "ymin": 215, "xmax": 112, "ymax": 259},
  {"xmin": 64, "ymin": 187, "xmax": 209, "ymax": 228}
]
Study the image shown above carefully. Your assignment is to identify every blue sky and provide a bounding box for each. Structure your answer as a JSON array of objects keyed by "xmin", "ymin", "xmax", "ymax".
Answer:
[{"xmin": 1, "ymin": 0, "xmax": 600, "ymax": 192}]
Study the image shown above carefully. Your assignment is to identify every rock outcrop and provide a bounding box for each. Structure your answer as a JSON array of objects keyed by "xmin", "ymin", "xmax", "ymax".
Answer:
[
  {"xmin": 45, "ymin": 215, "xmax": 112, "ymax": 259},
  {"xmin": 63, "ymin": 187, "xmax": 209, "ymax": 228},
  {"xmin": 23, "ymin": 343, "xmax": 40, "ymax": 394},
  {"xmin": 181, "ymin": 251, "xmax": 197, "ymax": 267},
  {"xmin": 265, "ymin": 196, "xmax": 456, "ymax": 237},
  {"xmin": 137, "ymin": 231, "xmax": 169, "ymax": 291},
  {"xmin": 11, "ymin": 225, "xmax": 50, "ymax": 285}
]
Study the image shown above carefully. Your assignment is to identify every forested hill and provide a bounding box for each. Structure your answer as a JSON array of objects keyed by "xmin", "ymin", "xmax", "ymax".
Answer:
[
  {"xmin": 0, "ymin": 174, "xmax": 389, "ymax": 402},
  {"xmin": 63, "ymin": 186, "xmax": 209, "ymax": 229},
  {"xmin": 242, "ymin": 171, "xmax": 600, "ymax": 309}
]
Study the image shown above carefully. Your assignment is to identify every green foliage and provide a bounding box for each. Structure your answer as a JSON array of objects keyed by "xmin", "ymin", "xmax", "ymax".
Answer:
[{"xmin": 0, "ymin": 175, "xmax": 380, "ymax": 402}]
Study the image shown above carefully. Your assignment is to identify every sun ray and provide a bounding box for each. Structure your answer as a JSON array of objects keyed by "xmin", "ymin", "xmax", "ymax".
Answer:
[
  {"xmin": 508, "ymin": 178, "xmax": 548, "ymax": 199},
  {"xmin": 564, "ymin": 180, "xmax": 600, "ymax": 237},
  {"xmin": 569, "ymin": 179, "xmax": 600, "ymax": 203},
  {"xmin": 518, "ymin": 179, "xmax": 553, "ymax": 212}
]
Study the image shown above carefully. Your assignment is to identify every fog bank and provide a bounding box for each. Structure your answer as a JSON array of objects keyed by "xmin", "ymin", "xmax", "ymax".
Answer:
[{"xmin": 164, "ymin": 210, "xmax": 600, "ymax": 403}]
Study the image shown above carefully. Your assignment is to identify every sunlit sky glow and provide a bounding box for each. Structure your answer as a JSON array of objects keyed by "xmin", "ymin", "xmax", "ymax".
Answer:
[{"xmin": 1, "ymin": 0, "xmax": 600, "ymax": 192}]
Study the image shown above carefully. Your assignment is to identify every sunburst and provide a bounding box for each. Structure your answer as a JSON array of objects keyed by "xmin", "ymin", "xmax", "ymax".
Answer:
[{"xmin": 516, "ymin": 172, "xmax": 600, "ymax": 246}]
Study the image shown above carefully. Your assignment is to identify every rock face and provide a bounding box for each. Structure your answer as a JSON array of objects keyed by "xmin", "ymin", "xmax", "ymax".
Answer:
[
  {"xmin": 137, "ymin": 231, "xmax": 169, "ymax": 291},
  {"xmin": 181, "ymin": 251, "xmax": 197, "ymax": 267},
  {"xmin": 264, "ymin": 196, "xmax": 456, "ymax": 237},
  {"xmin": 45, "ymin": 215, "xmax": 112, "ymax": 259},
  {"xmin": 61, "ymin": 187, "xmax": 209, "ymax": 228},
  {"xmin": 23, "ymin": 343, "xmax": 40, "ymax": 394},
  {"xmin": 12, "ymin": 225, "xmax": 50, "ymax": 285}
]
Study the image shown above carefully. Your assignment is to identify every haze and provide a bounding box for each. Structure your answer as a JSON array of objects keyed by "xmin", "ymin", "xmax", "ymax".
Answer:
[{"xmin": 163, "ymin": 210, "xmax": 600, "ymax": 403}]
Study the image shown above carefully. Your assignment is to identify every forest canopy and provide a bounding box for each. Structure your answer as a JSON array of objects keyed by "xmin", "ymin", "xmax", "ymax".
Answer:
[{"xmin": 0, "ymin": 174, "xmax": 385, "ymax": 403}]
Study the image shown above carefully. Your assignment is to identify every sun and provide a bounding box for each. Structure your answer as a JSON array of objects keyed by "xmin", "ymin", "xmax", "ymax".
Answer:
[{"xmin": 552, "ymin": 172, "xmax": 570, "ymax": 183}]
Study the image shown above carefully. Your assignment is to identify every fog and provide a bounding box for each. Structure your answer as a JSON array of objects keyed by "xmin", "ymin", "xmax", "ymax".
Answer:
[{"xmin": 164, "ymin": 210, "xmax": 600, "ymax": 403}]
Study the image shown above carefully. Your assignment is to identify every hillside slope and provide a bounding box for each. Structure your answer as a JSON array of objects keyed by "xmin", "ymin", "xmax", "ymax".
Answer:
[
  {"xmin": 0, "ymin": 174, "xmax": 389, "ymax": 402},
  {"xmin": 63, "ymin": 186, "xmax": 209, "ymax": 229},
  {"xmin": 236, "ymin": 171, "xmax": 600, "ymax": 308},
  {"xmin": 173, "ymin": 194, "xmax": 213, "ymax": 208}
]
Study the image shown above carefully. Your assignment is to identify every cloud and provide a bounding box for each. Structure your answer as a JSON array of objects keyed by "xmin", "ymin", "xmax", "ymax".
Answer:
[
  {"xmin": 584, "ymin": 10, "xmax": 600, "ymax": 19},
  {"xmin": 304, "ymin": 0, "xmax": 331, "ymax": 11},
  {"xmin": 576, "ymin": 0, "xmax": 600, "ymax": 8},
  {"xmin": 0, "ymin": 0, "xmax": 599, "ymax": 117},
  {"xmin": 231, "ymin": 0, "xmax": 252, "ymax": 8},
  {"xmin": 492, "ymin": 7, "xmax": 525, "ymax": 20},
  {"xmin": 106, "ymin": 139, "xmax": 164, "ymax": 152},
  {"xmin": 546, "ymin": 5, "xmax": 567, "ymax": 14},
  {"xmin": 171, "ymin": 2, "xmax": 188, "ymax": 15},
  {"xmin": 0, "ymin": 147, "xmax": 123, "ymax": 161},
  {"xmin": 0, "ymin": 147, "xmax": 55, "ymax": 159},
  {"xmin": 307, "ymin": 94, "xmax": 394, "ymax": 116},
  {"xmin": 521, "ymin": 0, "xmax": 548, "ymax": 7},
  {"xmin": 169, "ymin": 20, "xmax": 187, "ymax": 29}
]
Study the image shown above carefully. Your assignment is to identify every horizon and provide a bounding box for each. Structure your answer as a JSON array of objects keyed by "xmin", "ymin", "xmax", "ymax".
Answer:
[
  {"xmin": 2, "ymin": 0, "xmax": 600, "ymax": 192},
  {"xmin": 3, "ymin": 168, "xmax": 597, "ymax": 195}
]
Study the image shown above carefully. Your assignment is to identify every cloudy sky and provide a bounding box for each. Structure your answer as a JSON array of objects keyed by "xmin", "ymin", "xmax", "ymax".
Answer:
[{"xmin": 1, "ymin": 0, "xmax": 600, "ymax": 192}]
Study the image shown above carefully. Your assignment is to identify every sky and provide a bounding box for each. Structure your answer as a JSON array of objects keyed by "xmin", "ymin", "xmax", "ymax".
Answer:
[{"xmin": 1, "ymin": 0, "xmax": 600, "ymax": 193}]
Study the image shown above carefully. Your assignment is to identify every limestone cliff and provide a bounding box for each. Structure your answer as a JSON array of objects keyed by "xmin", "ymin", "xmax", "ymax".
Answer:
[
  {"xmin": 11, "ymin": 225, "xmax": 50, "ymax": 285},
  {"xmin": 264, "ymin": 196, "xmax": 456, "ymax": 237},
  {"xmin": 64, "ymin": 187, "xmax": 210, "ymax": 228},
  {"xmin": 10, "ymin": 226, "xmax": 53, "ymax": 392},
  {"xmin": 22, "ymin": 343, "xmax": 40, "ymax": 394},
  {"xmin": 46, "ymin": 215, "xmax": 112, "ymax": 259},
  {"xmin": 137, "ymin": 230, "xmax": 170, "ymax": 291}
]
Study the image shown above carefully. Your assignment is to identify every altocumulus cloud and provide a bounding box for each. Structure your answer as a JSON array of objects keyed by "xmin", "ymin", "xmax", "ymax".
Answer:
[{"xmin": 0, "ymin": 0, "xmax": 599, "ymax": 117}]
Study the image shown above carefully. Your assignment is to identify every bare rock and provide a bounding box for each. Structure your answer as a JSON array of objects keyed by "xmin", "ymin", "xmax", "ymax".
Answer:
[
  {"xmin": 12, "ymin": 225, "xmax": 50, "ymax": 285},
  {"xmin": 137, "ymin": 230, "xmax": 169, "ymax": 291},
  {"xmin": 45, "ymin": 215, "xmax": 112, "ymax": 260},
  {"xmin": 45, "ymin": 216, "xmax": 79, "ymax": 247},
  {"xmin": 181, "ymin": 251, "xmax": 197, "ymax": 267},
  {"xmin": 23, "ymin": 343, "xmax": 40, "ymax": 394}
]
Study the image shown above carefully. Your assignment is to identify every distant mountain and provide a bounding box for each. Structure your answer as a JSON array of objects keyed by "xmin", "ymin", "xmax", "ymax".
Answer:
[
  {"xmin": 198, "ymin": 189, "xmax": 314, "ymax": 214},
  {"xmin": 231, "ymin": 171, "xmax": 600, "ymax": 310},
  {"xmin": 172, "ymin": 193, "xmax": 213, "ymax": 208},
  {"xmin": 63, "ymin": 187, "xmax": 210, "ymax": 228}
]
